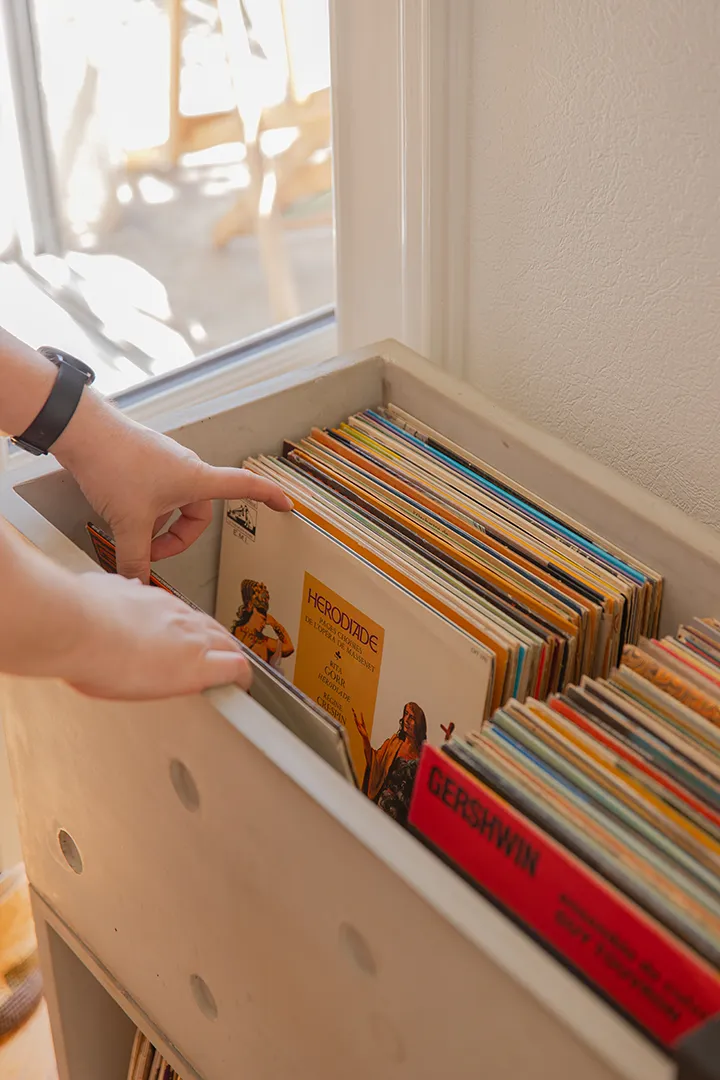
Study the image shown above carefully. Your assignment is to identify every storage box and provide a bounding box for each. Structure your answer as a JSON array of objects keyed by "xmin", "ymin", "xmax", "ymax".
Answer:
[{"xmin": 3, "ymin": 339, "xmax": 720, "ymax": 1080}]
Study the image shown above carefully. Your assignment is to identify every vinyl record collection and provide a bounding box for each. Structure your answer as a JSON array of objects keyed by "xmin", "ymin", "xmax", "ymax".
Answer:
[{"xmin": 87, "ymin": 403, "xmax": 720, "ymax": 1059}]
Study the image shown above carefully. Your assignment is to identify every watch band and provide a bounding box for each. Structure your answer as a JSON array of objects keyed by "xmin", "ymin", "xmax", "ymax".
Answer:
[{"xmin": 11, "ymin": 347, "xmax": 96, "ymax": 457}]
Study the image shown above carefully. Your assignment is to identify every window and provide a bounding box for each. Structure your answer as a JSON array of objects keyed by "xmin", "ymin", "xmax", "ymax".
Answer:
[{"xmin": 0, "ymin": 0, "xmax": 334, "ymax": 399}]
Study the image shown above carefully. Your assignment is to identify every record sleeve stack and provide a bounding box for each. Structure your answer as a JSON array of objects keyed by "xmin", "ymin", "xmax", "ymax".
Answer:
[
  {"xmin": 126, "ymin": 1030, "xmax": 184, "ymax": 1080},
  {"xmin": 212, "ymin": 404, "xmax": 720, "ymax": 1048},
  {"xmin": 409, "ymin": 618, "xmax": 720, "ymax": 1049},
  {"xmin": 215, "ymin": 404, "xmax": 662, "ymax": 817},
  {"xmin": 88, "ymin": 403, "xmax": 665, "ymax": 820}
]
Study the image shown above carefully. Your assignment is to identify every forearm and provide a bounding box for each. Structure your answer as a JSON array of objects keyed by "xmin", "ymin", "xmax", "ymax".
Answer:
[
  {"xmin": 0, "ymin": 519, "xmax": 87, "ymax": 679},
  {"xmin": 0, "ymin": 328, "xmax": 126, "ymax": 465},
  {"xmin": 0, "ymin": 329, "xmax": 58, "ymax": 437}
]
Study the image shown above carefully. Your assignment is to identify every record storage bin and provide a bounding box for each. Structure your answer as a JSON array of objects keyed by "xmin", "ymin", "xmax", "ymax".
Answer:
[{"xmin": 3, "ymin": 339, "xmax": 720, "ymax": 1080}]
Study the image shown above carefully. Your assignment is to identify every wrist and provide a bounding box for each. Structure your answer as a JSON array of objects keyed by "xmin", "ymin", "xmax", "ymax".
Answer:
[{"xmin": 52, "ymin": 386, "xmax": 128, "ymax": 470}]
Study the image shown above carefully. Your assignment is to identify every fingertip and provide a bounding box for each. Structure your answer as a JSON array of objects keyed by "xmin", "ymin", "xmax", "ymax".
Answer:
[
  {"xmin": 213, "ymin": 467, "xmax": 294, "ymax": 512},
  {"xmin": 260, "ymin": 488, "xmax": 293, "ymax": 513}
]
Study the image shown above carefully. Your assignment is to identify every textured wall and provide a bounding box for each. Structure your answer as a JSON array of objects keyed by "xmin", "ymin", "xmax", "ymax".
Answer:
[{"xmin": 467, "ymin": 1, "xmax": 720, "ymax": 526}]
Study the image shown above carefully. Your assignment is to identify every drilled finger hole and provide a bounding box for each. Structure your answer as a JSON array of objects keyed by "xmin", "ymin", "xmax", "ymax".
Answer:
[
  {"xmin": 170, "ymin": 759, "xmax": 200, "ymax": 813},
  {"xmin": 58, "ymin": 830, "xmax": 83, "ymax": 875},
  {"xmin": 190, "ymin": 974, "xmax": 218, "ymax": 1021}
]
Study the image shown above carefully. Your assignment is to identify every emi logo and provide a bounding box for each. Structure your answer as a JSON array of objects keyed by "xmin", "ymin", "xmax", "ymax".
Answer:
[{"xmin": 227, "ymin": 500, "xmax": 257, "ymax": 541}]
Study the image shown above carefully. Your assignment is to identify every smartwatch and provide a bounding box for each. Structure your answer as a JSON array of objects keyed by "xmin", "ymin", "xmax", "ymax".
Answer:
[{"xmin": 12, "ymin": 346, "xmax": 96, "ymax": 456}]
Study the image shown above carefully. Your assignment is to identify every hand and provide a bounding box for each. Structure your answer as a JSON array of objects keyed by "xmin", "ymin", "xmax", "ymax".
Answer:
[
  {"xmin": 61, "ymin": 572, "xmax": 252, "ymax": 699},
  {"xmin": 54, "ymin": 392, "xmax": 292, "ymax": 583}
]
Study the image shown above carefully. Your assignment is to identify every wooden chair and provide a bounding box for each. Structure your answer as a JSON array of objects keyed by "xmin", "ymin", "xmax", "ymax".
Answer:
[{"xmin": 128, "ymin": 0, "xmax": 332, "ymax": 324}]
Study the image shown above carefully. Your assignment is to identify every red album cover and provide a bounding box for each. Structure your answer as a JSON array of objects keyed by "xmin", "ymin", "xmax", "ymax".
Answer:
[
  {"xmin": 408, "ymin": 744, "xmax": 720, "ymax": 1048},
  {"xmin": 85, "ymin": 523, "xmax": 202, "ymax": 610}
]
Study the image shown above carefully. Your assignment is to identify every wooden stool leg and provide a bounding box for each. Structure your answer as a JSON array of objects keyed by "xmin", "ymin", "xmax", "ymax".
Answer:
[
  {"xmin": 215, "ymin": 0, "xmax": 300, "ymax": 324},
  {"xmin": 247, "ymin": 142, "xmax": 300, "ymax": 324}
]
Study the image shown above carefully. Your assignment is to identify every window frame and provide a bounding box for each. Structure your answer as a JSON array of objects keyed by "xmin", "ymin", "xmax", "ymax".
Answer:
[{"xmin": 329, "ymin": 0, "xmax": 474, "ymax": 376}]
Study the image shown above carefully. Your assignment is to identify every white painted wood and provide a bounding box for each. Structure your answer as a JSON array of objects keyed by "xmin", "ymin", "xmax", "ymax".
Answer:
[
  {"xmin": 5, "ymin": 338, "xmax": 720, "ymax": 1079},
  {"xmin": 329, "ymin": 1, "xmax": 404, "ymax": 352},
  {"xmin": 429, "ymin": 0, "xmax": 473, "ymax": 377},
  {"xmin": 32, "ymin": 892, "xmax": 192, "ymax": 1080},
  {"xmin": 330, "ymin": 2, "xmax": 473, "ymax": 370},
  {"xmin": 8, "ymin": 679, "xmax": 663, "ymax": 1080},
  {"xmin": 397, "ymin": 0, "xmax": 430, "ymax": 358},
  {"xmin": 121, "ymin": 320, "xmax": 338, "ymax": 429},
  {"xmin": 0, "ymin": 2, "xmax": 36, "ymax": 259}
]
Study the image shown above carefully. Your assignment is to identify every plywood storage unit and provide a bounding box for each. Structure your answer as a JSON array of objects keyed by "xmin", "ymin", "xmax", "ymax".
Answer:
[{"xmin": 2, "ymin": 340, "xmax": 720, "ymax": 1080}]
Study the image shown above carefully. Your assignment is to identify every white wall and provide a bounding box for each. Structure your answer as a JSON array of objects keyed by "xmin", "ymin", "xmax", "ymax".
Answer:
[{"xmin": 466, "ymin": 1, "xmax": 720, "ymax": 527}]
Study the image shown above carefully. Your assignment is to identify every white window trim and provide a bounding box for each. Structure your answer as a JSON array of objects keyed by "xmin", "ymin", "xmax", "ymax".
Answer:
[
  {"xmin": 330, "ymin": 0, "xmax": 473, "ymax": 376},
  {"xmin": 119, "ymin": 318, "xmax": 337, "ymax": 429}
]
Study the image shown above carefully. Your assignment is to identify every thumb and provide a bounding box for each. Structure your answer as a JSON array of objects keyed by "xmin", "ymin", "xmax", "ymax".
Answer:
[{"xmin": 114, "ymin": 520, "xmax": 153, "ymax": 583}]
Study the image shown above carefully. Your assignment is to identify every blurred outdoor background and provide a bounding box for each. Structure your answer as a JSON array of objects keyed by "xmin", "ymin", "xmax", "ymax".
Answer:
[{"xmin": 0, "ymin": 0, "xmax": 333, "ymax": 394}]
